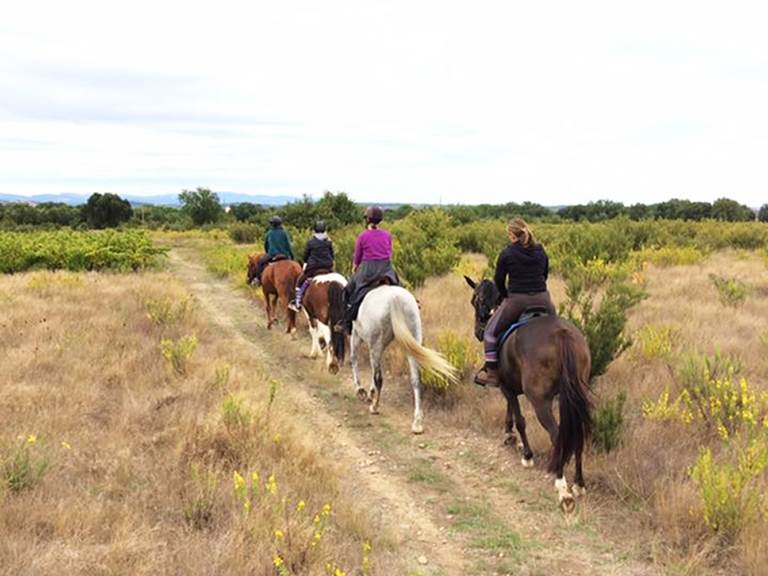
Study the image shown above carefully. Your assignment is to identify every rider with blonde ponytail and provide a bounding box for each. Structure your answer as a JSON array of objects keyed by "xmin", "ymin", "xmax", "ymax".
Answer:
[{"xmin": 474, "ymin": 217, "xmax": 556, "ymax": 387}]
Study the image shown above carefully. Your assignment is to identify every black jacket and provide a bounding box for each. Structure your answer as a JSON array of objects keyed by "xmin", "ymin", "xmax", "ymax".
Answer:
[
  {"xmin": 494, "ymin": 243, "xmax": 549, "ymax": 298},
  {"xmin": 303, "ymin": 235, "xmax": 334, "ymax": 272}
]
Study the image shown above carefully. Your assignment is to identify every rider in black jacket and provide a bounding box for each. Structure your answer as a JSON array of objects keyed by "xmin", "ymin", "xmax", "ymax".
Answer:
[{"xmin": 289, "ymin": 221, "xmax": 335, "ymax": 311}]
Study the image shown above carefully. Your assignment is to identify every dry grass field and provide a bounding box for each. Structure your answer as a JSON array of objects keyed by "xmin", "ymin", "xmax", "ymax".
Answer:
[
  {"xmin": 0, "ymin": 270, "xmax": 397, "ymax": 575},
  {"xmin": 2, "ymin": 239, "xmax": 766, "ymax": 576}
]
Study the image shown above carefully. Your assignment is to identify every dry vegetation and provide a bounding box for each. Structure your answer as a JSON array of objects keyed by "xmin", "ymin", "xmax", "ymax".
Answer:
[
  {"xmin": 0, "ymin": 271, "xmax": 396, "ymax": 575},
  {"xmin": 390, "ymin": 250, "xmax": 768, "ymax": 575}
]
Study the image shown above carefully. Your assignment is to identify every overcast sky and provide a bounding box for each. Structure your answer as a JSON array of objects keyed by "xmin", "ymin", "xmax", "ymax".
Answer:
[{"xmin": 1, "ymin": 1, "xmax": 767, "ymax": 205}]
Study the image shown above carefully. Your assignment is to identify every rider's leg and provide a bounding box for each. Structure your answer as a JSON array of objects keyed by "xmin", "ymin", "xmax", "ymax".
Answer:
[{"xmin": 474, "ymin": 298, "xmax": 518, "ymax": 387}]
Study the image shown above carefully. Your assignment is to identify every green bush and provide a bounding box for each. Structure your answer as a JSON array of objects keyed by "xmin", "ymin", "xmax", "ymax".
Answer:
[
  {"xmin": 391, "ymin": 208, "xmax": 460, "ymax": 287},
  {"xmin": 1, "ymin": 435, "xmax": 50, "ymax": 494},
  {"xmin": 592, "ymin": 391, "xmax": 627, "ymax": 453},
  {"xmin": 691, "ymin": 439, "xmax": 768, "ymax": 538},
  {"xmin": 709, "ymin": 274, "xmax": 751, "ymax": 307},
  {"xmin": 160, "ymin": 335, "xmax": 198, "ymax": 375},
  {"xmin": 0, "ymin": 230, "xmax": 166, "ymax": 273},
  {"xmin": 229, "ymin": 223, "xmax": 262, "ymax": 244},
  {"xmin": 559, "ymin": 259, "xmax": 646, "ymax": 380},
  {"xmin": 421, "ymin": 331, "xmax": 479, "ymax": 392}
]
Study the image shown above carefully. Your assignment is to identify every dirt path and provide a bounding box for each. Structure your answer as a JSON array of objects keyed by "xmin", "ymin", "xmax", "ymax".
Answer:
[{"xmin": 170, "ymin": 248, "xmax": 659, "ymax": 576}]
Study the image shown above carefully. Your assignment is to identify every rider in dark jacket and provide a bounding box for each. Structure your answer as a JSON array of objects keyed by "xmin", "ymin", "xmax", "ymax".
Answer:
[
  {"xmin": 252, "ymin": 216, "xmax": 295, "ymax": 285},
  {"xmin": 289, "ymin": 221, "xmax": 335, "ymax": 311},
  {"xmin": 474, "ymin": 218, "xmax": 556, "ymax": 388}
]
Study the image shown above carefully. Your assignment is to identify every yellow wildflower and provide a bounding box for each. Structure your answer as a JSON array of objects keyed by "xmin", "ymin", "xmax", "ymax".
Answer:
[
  {"xmin": 273, "ymin": 555, "xmax": 284, "ymax": 568},
  {"xmin": 274, "ymin": 529, "xmax": 285, "ymax": 540},
  {"xmin": 233, "ymin": 470, "xmax": 245, "ymax": 493},
  {"xmin": 26, "ymin": 434, "xmax": 37, "ymax": 445},
  {"xmin": 61, "ymin": 441, "xmax": 72, "ymax": 450},
  {"xmin": 296, "ymin": 500, "xmax": 306, "ymax": 512},
  {"xmin": 321, "ymin": 503, "xmax": 331, "ymax": 516},
  {"xmin": 266, "ymin": 474, "xmax": 277, "ymax": 496}
]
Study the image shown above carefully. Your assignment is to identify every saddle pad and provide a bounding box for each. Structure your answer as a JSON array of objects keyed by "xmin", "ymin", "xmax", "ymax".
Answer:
[{"xmin": 497, "ymin": 310, "xmax": 548, "ymax": 351}]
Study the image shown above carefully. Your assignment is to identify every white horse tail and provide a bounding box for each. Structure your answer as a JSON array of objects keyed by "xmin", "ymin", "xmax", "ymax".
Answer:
[{"xmin": 390, "ymin": 297, "xmax": 459, "ymax": 383}]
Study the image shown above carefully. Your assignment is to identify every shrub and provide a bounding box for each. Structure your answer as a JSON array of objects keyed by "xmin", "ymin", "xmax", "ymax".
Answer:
[
  {"xmin": 690, "ymin": 439, "xmax": 768, "ymax": 538},
  {"xmin": 160, "ymin": 335, "xmax": 198, "ymax": 375},
  {"xmin": 632, "ymin": 324, "xmax": 676, "ymax": 361},
  {"xmin": 592, "ymin": 391, "xmax": 627, "ymax": 453},
  {"xmin": 630, "ymin": 246, "xmax": 705, "ymax": 267},
  {"xmin": 221, "ymin": 394, "xmax": 252, "ymax": 431},
  {"xmin": 1, "ymin": 435, "xmax": 50, "ymax": 494},
  {"xmin": 421, "ymin": 331, "xmax": 479, "ymax": 392},
  {"xmin": 180, "ymin": 463, "xmax": 220, "ymax": 530},
  {"xmin": 391, "ymin": 209, "xmax": 460, "ymax": 287},
  {"xmin": 144, "ymin": 296, "xmax": 194, "ymax": 328},
  {"xmin": 559, "ymin": 259, "xmax": 646, "ymax": 380},
  {"xmin": 229, "ymin": 223, "xmax": 261, "ymax": 244},
  {"xmin": 0, "ymin": 230, "xmax": 166, "ymax": 273},
  {"xmin": 709, "ymin": 274, "xmax": 751, "ymax": 307}
]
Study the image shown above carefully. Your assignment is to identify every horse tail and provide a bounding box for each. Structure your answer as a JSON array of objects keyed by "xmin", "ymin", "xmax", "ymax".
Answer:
[
  {"xmin": 327, "ymin": 282, "xmax": 346, "ymax": 363},
  {"xmin": 390, "ymin": 296, "xmax": 458, "ymax": 383},
  {"xmin": 548, "ymin": 330, "xmax": 592, "ymax": 474}
]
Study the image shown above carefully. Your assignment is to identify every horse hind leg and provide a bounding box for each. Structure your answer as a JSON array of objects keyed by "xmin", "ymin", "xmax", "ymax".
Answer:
[
  {"xmin": 509, "ymin": 392, "xmax": 534, "ymax": 467},
  {"xmin": 350, "ymin": 330, "xmax": 365, "ymax": 400},
  {"xmin": 407, "ymin": 355, "xmax": 424, "ymax": 434},
  {"xmin": 531, "ymin": 396, "xmax": 576, "ymax": 511},
  {"xmin": 368, "ymin": 341, "xmax": 384, "ymax": 414},
  {"xmin": 572, "ymin": 445, "xmax": 586, "ymax": 498},
  {"xmin": 307, "ymin": 319, "xmax": 320, "ymax": 358}
]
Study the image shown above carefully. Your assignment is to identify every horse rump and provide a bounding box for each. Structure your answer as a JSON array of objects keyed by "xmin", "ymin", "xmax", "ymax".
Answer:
[{"xmin": 548, "ymin": 330, "xmax": 592, "ymax": 474}]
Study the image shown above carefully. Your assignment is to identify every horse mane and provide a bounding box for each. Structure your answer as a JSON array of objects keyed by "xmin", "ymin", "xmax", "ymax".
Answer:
[{"xmin": 312, "ymin": 272, "xmax": 348, "ymax": 287}]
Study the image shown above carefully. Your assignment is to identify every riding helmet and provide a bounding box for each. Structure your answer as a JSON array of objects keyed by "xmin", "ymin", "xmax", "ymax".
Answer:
[
  {"xmin": 313, "ymin": 220, "xmax": 327, "ymax": 233},
  {"xmin": 364, "ymin": 206, "xmax": 384, "ymax": 225},
  {"xmin": 269, "ymin": 215, "xmax": 283, "ymax": 227}
]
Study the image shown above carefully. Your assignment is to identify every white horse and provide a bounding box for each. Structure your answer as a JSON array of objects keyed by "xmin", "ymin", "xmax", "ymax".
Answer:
[{"xmin": 329, "ymin": 284, "xmax": 458, "ymax": 434}]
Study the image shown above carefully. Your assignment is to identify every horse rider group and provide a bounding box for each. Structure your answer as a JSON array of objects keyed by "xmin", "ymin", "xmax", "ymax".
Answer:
[{"xmin": 252, "ymin": 208, "xmax": 552, "ymax": 389}]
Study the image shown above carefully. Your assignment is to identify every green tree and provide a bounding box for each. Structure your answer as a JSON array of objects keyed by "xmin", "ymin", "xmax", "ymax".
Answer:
[
  {"xmin": 82, "ymin": 193, "xmax": 133, "ymax": 229},
  {"xmin": 230, "ymin": 202, "xmax": 267, "ymax": 222},
  {"xmin": 711, "ymin": 198, "xmax": 754, "ymax": 222},
  {"xmin": 758, "ymin": 204, "xmax": 768, "ymax": 223},
  {"xmin": 179, "ymin": 187, "xmax": 223, "ymax": 226}
]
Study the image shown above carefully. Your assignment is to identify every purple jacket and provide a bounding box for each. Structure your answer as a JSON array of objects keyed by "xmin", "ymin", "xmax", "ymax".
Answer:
[{"xmin": 353, "ymin": 228, "xmax": 393, "ymax": 267}]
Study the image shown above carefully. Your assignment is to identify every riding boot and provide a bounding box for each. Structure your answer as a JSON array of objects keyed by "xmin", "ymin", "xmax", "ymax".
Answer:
[{"xmin": 474, "ymin": 363, "xmax": 499, "ymax": 388}]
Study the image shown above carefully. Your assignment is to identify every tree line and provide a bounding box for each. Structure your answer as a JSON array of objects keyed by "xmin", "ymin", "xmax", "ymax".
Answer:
[{"xmin": 1, "ymin": 188, "xmax": 765, "ymax": 230}]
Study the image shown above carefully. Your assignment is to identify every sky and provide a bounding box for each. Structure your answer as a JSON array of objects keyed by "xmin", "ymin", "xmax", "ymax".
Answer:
[{"xmin": 1, "ymin": 1, "xmax": 767, "ymax": 206}]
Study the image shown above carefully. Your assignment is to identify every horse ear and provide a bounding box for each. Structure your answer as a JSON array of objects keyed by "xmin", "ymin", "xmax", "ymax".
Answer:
[{"xmin": 463, "ymin": 275, "xmax": 477, "ymax": 289}]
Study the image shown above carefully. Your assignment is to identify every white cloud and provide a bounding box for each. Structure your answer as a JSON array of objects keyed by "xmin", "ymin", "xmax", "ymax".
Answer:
[{"xmin": 1, "ymin": 0, "xmax": 767, "ymax": 205}]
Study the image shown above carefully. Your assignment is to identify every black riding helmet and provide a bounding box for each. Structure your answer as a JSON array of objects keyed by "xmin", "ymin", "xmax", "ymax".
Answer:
[
  {"xmin": 364, "ymin": 206, "xmax": 384, "ymax": 225},
  {"xmin": 313, "ymin": 220, "xmax": 327, "ymax": 233},
  {"xmin": 269, "ymin": 215, "xmax": 283, "ymax": 227}
]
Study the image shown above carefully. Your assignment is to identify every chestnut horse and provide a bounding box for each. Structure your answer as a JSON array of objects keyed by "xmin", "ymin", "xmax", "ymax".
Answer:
[
  {"xmin": 300, "ymin": 272, "xmax": 348, "ymax": 374},
  {"xmin": 247, "ymin": 253, "xmax": 301, "ymax": 332},
  {"xmin": 465, "ymin": 276, "xmax": 593, "ymax": 512}
]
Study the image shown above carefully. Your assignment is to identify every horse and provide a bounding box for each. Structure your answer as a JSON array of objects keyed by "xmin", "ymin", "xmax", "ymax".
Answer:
[
  {"xmin": 328, "ymin": 284, "xmax": 458, "ymax": 434},
  {"xmin": 300, "ymin": 272, "xmax": 348, "ymax": 374},
  {"xmin": 247, "ymin": 253, "xmax": 301, "ymax": 333},
  {"xmin": 465, "ymin": 276, "xmax": 593, "ymax": 512}
]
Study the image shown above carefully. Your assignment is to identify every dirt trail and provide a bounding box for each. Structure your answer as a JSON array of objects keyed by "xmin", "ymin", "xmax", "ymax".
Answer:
[{"xmin": 170, "ymin": 249, "xmax": 659, "ymax": 576}]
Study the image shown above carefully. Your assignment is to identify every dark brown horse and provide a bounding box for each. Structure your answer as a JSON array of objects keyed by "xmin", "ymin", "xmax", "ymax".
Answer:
[
  {"xmin": 247, "ymin": 253, "xmax": 301, "ymax": 332},
  {"xmin": 465, "ymin": 276, "xmax": 593, "ymax": 512},
  {"xmin": 299, "ymin": 272, "xmax": 348, "ymax": 374}
]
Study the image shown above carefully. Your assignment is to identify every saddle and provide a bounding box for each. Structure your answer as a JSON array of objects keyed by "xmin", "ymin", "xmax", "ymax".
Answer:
[
  {"xmin": 497, "ymin": 306, "xmax": 550, "ymax": 350},
  {"xmin": 270, "ymin": 254, "xmax": 289, "ymax": 263}
]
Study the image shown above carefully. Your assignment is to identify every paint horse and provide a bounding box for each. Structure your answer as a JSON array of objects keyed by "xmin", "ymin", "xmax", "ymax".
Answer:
[
  {"xmin": 329, "ymin": 284, "xmax": 458, "ymax": 434},
  {"xmin": 247, "ymin": 253, "xmax": 301, "ymax": 333},
  {"xmin": 300, "ymin": 272, "xmax": 348, "ymax": 374},
  {"xmin": 465, "ymin": 276, "xmax": 593, "ymax": 512}
]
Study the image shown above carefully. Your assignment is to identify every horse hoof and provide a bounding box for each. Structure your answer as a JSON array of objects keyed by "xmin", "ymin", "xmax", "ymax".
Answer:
[
  {"xmin": 328, "ymin": 364, "xmax": 339, "ymax": 375},
  {"xmin": 411, "ymin": 423, "xmax": 424, "ymax": 434},
  {"xmin": 572, "ymin": 484, "xmax": 587, "ymax": 498},
  {"xmin": 503, "ymin": 434, "xmax": 517, "ymax": 448},
  {"xmin": 559, "ymin": 494, "xmax": 576, "ymax": 514},
  {"xmin": 369, "ymin": 405, "xmax": 379, "ymax": 415},
  {"xmin": 356, "ymin": 388, "xmax": 367, "ymax": 401},
  {"xmin": 521, "ymin": 457, "xmax": 534, "ymax": 468}
]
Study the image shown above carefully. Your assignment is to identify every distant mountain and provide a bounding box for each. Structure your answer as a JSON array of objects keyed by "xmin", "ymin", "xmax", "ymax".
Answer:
[{"xmin": 0, "ymin": 192, "xmax": 299, "ymax": 207}]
